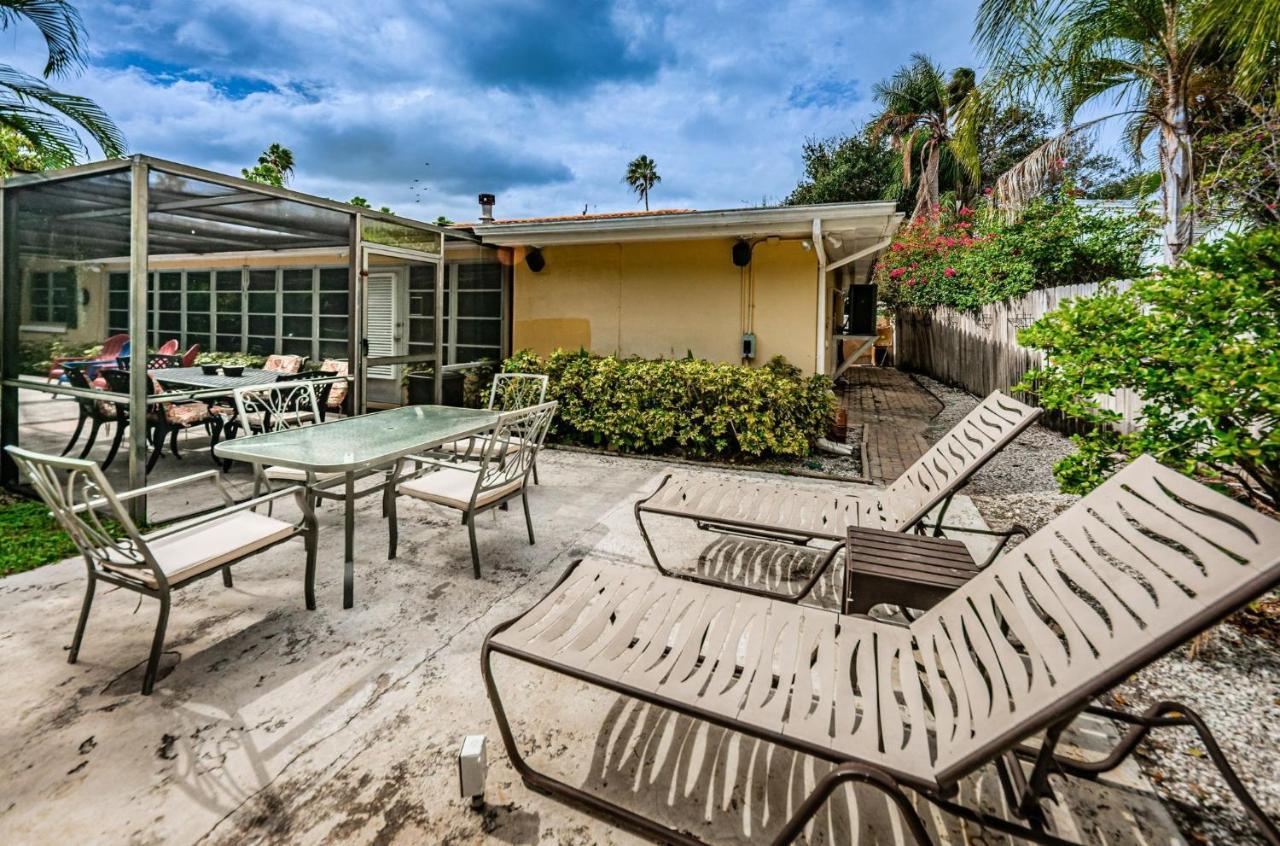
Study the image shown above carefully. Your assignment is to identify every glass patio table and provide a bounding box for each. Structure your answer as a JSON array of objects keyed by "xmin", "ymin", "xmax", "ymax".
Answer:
[{"xmin": 214, "ymin": 405, "xmax": 500, "ymax": 607}]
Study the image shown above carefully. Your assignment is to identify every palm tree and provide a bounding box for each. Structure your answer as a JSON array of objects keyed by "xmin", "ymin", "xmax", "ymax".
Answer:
[
  {"xmin": 623, "ymin": 154, "xmax": 660, "ymax": 211},
  {"xmin": 1198, "ymin": 0, "xmax": 1280, "ymax": 105},
  {"xmin": 242, "ymin": 143, "xmax": 295, "ymax": 186},
  {"xmin": 975, "ymin": 0, "xmax": 1224, "ymax": 262},
  {"xmin": 0, "ymin": 0, "xmax": 125, "ymax": 173},
  {"xmin": 869, "ymin": 54, "xmax": 979, "ymax": 218}
]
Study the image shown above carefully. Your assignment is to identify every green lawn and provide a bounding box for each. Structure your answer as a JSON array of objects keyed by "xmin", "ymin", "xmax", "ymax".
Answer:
[{"xmin": 0, "ymin": 497, "xmax": 119, "ymax": 577}]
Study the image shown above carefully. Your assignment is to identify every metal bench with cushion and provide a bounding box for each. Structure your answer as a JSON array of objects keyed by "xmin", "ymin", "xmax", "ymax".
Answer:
[
  {"xmin": 635, "ymin": 390, "xmax": 1041, "ymax": 600},
  {"xmin": 484, "ymin": 455, "xmax": 1280, "ymax": 845}
]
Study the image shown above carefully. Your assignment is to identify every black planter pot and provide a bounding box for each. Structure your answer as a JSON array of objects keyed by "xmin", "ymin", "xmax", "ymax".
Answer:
[{"xmin": 406, "ymin": 371, "xmax": 465, "ymax": 406}]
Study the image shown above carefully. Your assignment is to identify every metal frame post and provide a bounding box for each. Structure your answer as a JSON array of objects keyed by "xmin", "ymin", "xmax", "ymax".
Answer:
[
  {"xmin": 127, "ymin": 158, "xmax": 150, "ymax": 522},
  {"xmin": 0, "ymin": 184, "xmax": 15, "ymax": 486},
  {"xmin": 433, "ymin": 257, "xmax": 444, "ymax": 404}
]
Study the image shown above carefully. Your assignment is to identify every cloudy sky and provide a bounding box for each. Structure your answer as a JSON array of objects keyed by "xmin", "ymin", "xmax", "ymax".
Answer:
[{"xmin": 7, "ymin": 0, "xmax": 987, "ymax": 221}]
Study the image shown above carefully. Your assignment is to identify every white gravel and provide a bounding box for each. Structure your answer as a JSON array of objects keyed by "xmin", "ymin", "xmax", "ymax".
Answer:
[{"xmin": 917, "ymin": 373, "xmax": 1280, "ymax": 845}]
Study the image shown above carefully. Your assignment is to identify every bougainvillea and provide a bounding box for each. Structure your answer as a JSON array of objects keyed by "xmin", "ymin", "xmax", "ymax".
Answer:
[{"xmin": 875, "ymin": 195, "xmax": 1152, "ymax": 311}]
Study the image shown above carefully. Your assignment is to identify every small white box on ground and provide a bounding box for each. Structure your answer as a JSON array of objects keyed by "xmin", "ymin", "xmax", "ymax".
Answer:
[{"xmin": 458, "ymin": 734, "xmax": 487, "ymax": 809}]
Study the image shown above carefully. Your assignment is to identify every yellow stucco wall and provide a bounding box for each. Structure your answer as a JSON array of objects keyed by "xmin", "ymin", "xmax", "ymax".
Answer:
[{"xmin": 513, "ymin": 238, "xmax": 819, "ymax": 372}]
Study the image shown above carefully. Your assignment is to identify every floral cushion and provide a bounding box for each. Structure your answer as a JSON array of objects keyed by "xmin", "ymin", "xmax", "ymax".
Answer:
[
  {"xmin": 95, "ymin": 399, "xmax": 118, "ymax": 419},
  {"xmin": 321, "ymin": 359, "xmax": 348, "ymax": 407},
  {"xmin": 164, "ymin": 401, "xmax": 210, "ymax": 427},
  {"xmin": 264, "ymin": 354, "xmax": 305, "ymax": 374}
]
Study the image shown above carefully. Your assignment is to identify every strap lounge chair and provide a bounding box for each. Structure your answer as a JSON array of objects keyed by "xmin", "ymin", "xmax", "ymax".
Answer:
[
  {"xmin": 635, "ymin": 391, "xmax": 1041, "ymax": 599},
  {"xmin": 484, "ymin": 455, "xmax": 1280, "ymax": 845},
  {"xmin": 6, "ymin": 447, "xmax": 317, "ymax": 695}
]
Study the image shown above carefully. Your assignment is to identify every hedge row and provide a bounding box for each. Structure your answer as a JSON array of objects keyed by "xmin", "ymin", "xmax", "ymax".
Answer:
[{"xmin": 502, "ymin": 349, "xmax": 836, "ymax": 459}]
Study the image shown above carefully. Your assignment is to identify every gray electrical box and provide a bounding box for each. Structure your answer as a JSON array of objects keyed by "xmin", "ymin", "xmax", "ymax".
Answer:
[{"xmin": 741, "ymin": 332, "xmax": 756, "ymax": 360}]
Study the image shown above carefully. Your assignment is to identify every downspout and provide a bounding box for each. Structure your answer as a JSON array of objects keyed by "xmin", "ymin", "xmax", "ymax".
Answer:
[{"xmin": 812, "ymin": 218, "xmax": 828, "ymax": 375}]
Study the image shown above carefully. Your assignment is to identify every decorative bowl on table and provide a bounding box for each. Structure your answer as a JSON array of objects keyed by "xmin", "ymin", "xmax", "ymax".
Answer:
[
  {"xmin": 200, "ymin": 364, "xmax": 221, "ymax": 375},
  {"xmin": 222, "ymin": 365, "xmax": 244, "ymax": 377}
]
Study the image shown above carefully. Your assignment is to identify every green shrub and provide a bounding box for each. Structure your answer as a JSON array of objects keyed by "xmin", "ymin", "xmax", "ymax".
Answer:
[
  {"xmin": 193, "ymin": 351, "xmax": 268, "ymax": 368},
  {"xmin": 876, "ymin": 193, "xmax": 1153, "ymax": 311},
  {"xmin": 501, "ymin": 349, "xmax": 836, "ymax": 460},
  {"xmin": 0, "ymin": 497, "xmax": 122, "ymax": 577},
  {"xmin": 16, "ymin": 338, "xmax": 104, "ymax": 376},
  {"xmin": 1018, "ymin": 225, "xmax": 1280, "ymax": 505}
]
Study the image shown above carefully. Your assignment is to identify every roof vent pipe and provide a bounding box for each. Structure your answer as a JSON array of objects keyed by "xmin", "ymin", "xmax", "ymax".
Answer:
[{"xmin": 478, "ymin": 193, "xmax": 495, "ymax": 223}]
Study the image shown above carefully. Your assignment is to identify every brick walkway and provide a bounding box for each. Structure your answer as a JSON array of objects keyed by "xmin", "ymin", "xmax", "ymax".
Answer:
[{"xmin": 837, "ymin": 368, "xmax": 943, "ymax": 483}]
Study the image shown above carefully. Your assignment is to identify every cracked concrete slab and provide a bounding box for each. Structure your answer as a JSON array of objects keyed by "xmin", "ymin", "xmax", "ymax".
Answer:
[{"xmin": 1, "ymin": 392, "xmax": 1186, "ymax": 843}]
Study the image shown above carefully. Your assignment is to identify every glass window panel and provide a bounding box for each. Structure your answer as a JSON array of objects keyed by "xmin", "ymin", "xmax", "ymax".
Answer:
[
  {"xmin": 456, "ymin": 262, "xmax": 503, "ymax": 289},
  {"xmin": 158, "ymin": 292, "xmax": 181, "ymax": 311},
  {"xmin": 319, "ymin": 267, "xmax": 348, "ymax": 290},
  {"xmin": 280, "ymin": 337, "xmax": 311, "ymax": 356},
  {"xmin": 247, "ymin": 292, "xmax": 275, "ymax": 313},
  {"xmin": 158, "ymin": 312, "xmax": 180, "ymax": 332},
  {"xmin": 159, "ymin": 272, "xmax": 181, "ymax": 291},
  {"xmin": 456, "ymin": 291, "xmax": 500, "ymax": 316},
  {"xmin": 282, "ymin": 268, "xmax": 312, "ymax": 290},
  {"xmin": 187, "ymin": 292, "xmax": 211, "ymax": 312},
  {"xmin": 109, "ymin": 272, "xmax": 130, "ymax": 292},
  {"xmin": 108, "ymin": 290, "xmax": 129, "ymax": 310},
  {"xmin": 282, "ymin": 293, "xmax": 311, "ymax": 313},
  {"xmin": 248, "ymin": 315, "xmax": 275, "ymax": 335},
  {"xmin": 186, "ymin": 271, "xmax": 211, "ymax": 291},
  {"xmin": 216, "ymin": 334, "xmax": 242, "ymax": 352},
  {"xmin": 216, "ymin": 270, "xmax": 242, "ymax": 290},
  {"xmin": 187, "ymin": 313, "xmax": 210, "ymax": 333},
  {"xmin": 248, "ymin": 270, "xmax": 276, "ymax": 291},
  {"xmin": 246, "ymin": 336, "xmax": 274, "ymax": 355},
  {"xmin": 319, "ymin": 316, "xmax": 348, "ymax": 339},
  {"xmin": 216, "ymin": 314, "xmax": 242, "ymax": 334},
  {"xmin": 455, "ymin": 320, "xmax": 501, "ymax": 346},
  {"xmin": 408, "ymin": 318, "xmax": 433, "ymax": 343},
  {"xmin": 282, "ymin": 315, "xmax": 311, "ymax": 338},
  {"xmin": 318, "ymin": 340, "xmax": 348, "ymax": 358},
  {"xmin": 409, "ymin": 264, "xmax": 437, "ymax": 291},
  {"xmin": 318, "ymin": 292, "xmax": 349, "ymax": 314},
  {"xmin": 451, "ymin": 346, "xmax": 498, "ymax": 365},
  {"xmin": 186, "ymin": 333, "xmax": 210, "ymax": 349},
  {"xmin": 216, "ymin": 291, "xmax": 241, "ymax": 311}
]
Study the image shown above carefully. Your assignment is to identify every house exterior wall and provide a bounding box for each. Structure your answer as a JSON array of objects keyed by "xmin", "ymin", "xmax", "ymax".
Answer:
[{"xmin": 512, "ymin": 238, "xmax": 819, "ymax": 372}]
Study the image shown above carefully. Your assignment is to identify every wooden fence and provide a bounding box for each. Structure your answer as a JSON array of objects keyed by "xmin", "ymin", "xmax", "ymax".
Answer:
[{"xmin": 894, "ymin": 280, "xmax": 1142, "ymax": 433}]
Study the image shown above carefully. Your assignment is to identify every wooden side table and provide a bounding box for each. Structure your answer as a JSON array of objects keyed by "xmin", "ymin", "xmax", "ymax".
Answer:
[{"xmin": 843, "ymin": 526, "xmax": 981, "ymax": 615}]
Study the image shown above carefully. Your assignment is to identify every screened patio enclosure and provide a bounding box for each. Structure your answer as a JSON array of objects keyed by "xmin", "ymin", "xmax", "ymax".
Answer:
[{"xmin": 0, "ymin": 155, "xmax": 508, "ymax": 518}]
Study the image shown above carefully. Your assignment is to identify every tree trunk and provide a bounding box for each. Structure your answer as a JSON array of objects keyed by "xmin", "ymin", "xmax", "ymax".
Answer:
[
  {"xmin": 1159, "ymin": 104, "xmax": 1194, "ymax": 263},
  {"xmin": 912, "ymin": 142, "xmax": 941, "ymax": 218}
]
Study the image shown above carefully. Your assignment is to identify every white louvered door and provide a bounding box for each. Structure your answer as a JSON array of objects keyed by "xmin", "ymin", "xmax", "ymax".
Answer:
[{"xmin": 365, "ymin": 272, "xmax": 398, "ymax": 380}]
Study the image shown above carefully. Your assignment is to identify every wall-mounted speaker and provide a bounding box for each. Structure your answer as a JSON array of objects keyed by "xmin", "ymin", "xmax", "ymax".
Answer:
[
  {"xmin": 731, "ymin": 239, "xmax": 752, "ymax": 267},
  {"xmin": 525, "ymin": 248, "xmax": 545, "ymax": 273}
]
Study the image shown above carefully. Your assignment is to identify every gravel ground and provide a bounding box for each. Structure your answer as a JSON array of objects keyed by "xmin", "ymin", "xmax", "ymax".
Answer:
[{"xmin": 917, "ymin": 373, "xmax": 1280, "ymax": 845}]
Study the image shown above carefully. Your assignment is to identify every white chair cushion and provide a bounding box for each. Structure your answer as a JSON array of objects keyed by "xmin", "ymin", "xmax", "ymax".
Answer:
[
  {"xmin": 263, "ymin": 466, "xmax": 344, "ymax": 483},
  {"xmin": 398, "ymin": 466, "xmax": 522, "ymax": 511},
  {"xmin": 104, "ymin": 511, "xmax": 297, "ymax": 588}
]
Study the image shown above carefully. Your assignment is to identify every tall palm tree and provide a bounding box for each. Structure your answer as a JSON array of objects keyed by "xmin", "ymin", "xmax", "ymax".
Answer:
[
  {"xmin": 869, "ymin": 54, "xmax": 980, "ymax": 218},
  {"xmin": 0, "ymin": 0, "xmax": 125, "ymax": 172},
  {"xmin": 623, "ymin": 154, "xmax": 660, "ymax": 211},
  {"xmin": 1198, "ymin": 0, "xmax": 1280, "ymax": 106},
  {"xmin": 975, "ymin": 0, "xmax": 1222, "ymax": 263}
]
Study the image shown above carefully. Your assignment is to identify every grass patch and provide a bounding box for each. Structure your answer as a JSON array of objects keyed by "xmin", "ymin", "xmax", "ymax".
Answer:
[{"xmin": 0, "ymin": 496, "xmax": 121, "ymax": 577}]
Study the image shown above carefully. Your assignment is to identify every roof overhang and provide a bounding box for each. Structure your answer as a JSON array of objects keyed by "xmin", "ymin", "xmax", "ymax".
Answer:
[{"xmin": 471, "ymin": 201, "xmax": 903, "ymax": 248}]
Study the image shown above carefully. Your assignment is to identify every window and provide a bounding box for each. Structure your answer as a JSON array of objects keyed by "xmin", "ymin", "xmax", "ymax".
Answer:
[
  {"xmin": 448, "ymin": 261, "xmax": 503, "ymax": 365},
  {"xmin": 105, "ymin": 266, "xmax": 350, "ymax": 361},
  {"xmin": 28, "ymin": 269, "xmax": 78, "ymax": 327}
]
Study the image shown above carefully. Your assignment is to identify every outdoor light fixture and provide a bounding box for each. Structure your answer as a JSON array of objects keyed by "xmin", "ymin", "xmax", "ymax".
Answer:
[
  {"xmin": 525, "ymin": 247, "xmax": 545, "ymax": 273},
  {"xmin": 80, "ymin": 288, "xmax": 90, "ymax": 307},
  {"xmin": 458, "ymin": 734, "xmax": 488, "ymax": 809},
  {"xmin": 731, "ymin": 239, "xmax": 752, "ymax": 267},
  {"xmin": 801, "ymin": 239, "xmax": 813, "ymax": 252}
]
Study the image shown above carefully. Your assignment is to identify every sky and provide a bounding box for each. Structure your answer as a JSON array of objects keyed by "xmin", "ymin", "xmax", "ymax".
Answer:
[{"xmin": 5, "ymin": 0, "xmax": 989, "ymax": 222}]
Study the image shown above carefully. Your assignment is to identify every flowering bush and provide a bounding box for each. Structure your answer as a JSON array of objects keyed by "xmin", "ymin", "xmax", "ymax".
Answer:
[
  {"xmin": 501, "ymin": 349, "xmax": 836, "ymax": 459},
  {"xmin": 876, "ymin": 195, "xmax": 1152, "ymax": 311}
]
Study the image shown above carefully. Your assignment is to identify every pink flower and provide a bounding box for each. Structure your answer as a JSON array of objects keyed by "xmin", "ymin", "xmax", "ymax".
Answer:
[
  {"xmin": 905, "ymin": 278, "xmax": 916, "ymax": 287},
  {"xmin": 957, "ymin": 221, "xmax": 971, "ymax": 230},
  {"xmin": 891, "ymin": 242, "xmax": 905, "ymax": 252},
  {"xmin": 889, "ymin": 267, "xmax": 906, "ymax": 279},
  {"xmin": 944, "ymin": 267, "xmax": 956, "ymax": 277},
  {"xmin": 958, "ymin": 206, "xmax": 973, "ymax": 217},
  {"xmin": 983, "ymin": 187, "xmax": 994, "ymax": 196}
]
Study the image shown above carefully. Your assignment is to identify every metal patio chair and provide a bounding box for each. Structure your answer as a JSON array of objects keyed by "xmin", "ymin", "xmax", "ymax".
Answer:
[
  {"xmin": 445, "ymin": 373, "xmax": 551, "ymax": 482},
  {"xmin": 635, "ymin": 390, "xmax": 1041, "ymax": 600},
  {"xmin": 6, "ymin": 446, "xmax": 317, "ymax": 695},
  {"xmin": 483, "ymin": 454, "xmax": 1280, "ymax": 846},
  {"xmin": 386, "ymin": 400, "xmax": 556, "ymax": 578},
  {"xmin": 59, "ymin": 368, "xmax": 126, "ymax": 467},
  {"xmin": 227, "ymin": 381, "xmax": 341, "ymax": 497}
]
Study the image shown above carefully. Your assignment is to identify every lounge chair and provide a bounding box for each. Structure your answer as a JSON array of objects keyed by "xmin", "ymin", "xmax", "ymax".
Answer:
[
  {"xmin": 6, "ymin": 447, "xmax": 317, "ymax": 695},
  {"xmin": 635, "ymin": 390, "xmax": 1041, "ymax": 600},
  {"xmin": 484, "ymin": 455, "xmax": 1280, "ymax": 845}
]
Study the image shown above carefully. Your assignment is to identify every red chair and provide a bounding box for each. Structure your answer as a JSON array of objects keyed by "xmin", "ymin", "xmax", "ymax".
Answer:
[
  {"xmin": 180, "ymin": 344, "xmax": 201, "ymax": 367},
  {"xmin": 157, "ymin": 339, "xmax": 179, "ymax": 355},
  {"xmin": 48, "ymin": 333, "xmax": 129, "ymax": 384}
]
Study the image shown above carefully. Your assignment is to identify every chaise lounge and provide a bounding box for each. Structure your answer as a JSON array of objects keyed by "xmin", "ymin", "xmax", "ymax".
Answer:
[{"xmin": 484, "ymin": 454, "xmax": 1280, "ymax": 845}]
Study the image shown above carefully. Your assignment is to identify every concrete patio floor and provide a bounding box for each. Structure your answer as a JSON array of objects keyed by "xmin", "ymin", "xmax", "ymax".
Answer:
[{"xmin": 0, "ymin": 389, "xmax": 1186, "ymax": 844}]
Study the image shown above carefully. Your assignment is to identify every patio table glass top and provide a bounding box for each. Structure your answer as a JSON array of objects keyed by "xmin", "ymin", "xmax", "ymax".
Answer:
[
  {"xmin": 150, "ymin": 367, "xmax": 280, "ymax": 391},
  {"xmin": 213, "ymin": 404, "xmax": 500, "ymax": 474}
]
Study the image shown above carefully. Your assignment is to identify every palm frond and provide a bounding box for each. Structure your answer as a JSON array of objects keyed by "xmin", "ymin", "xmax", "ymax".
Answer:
[
  {"xmin": 1197, "ymin": 0, "xmax": 1280, "ymax": 104},
  {"xmin": 0, "ymin": 0, "xmax": 86, "ymax": 77},
  {"xmin": 0, "ymin": 63, "xmax": 125, "ymax": 157}
]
